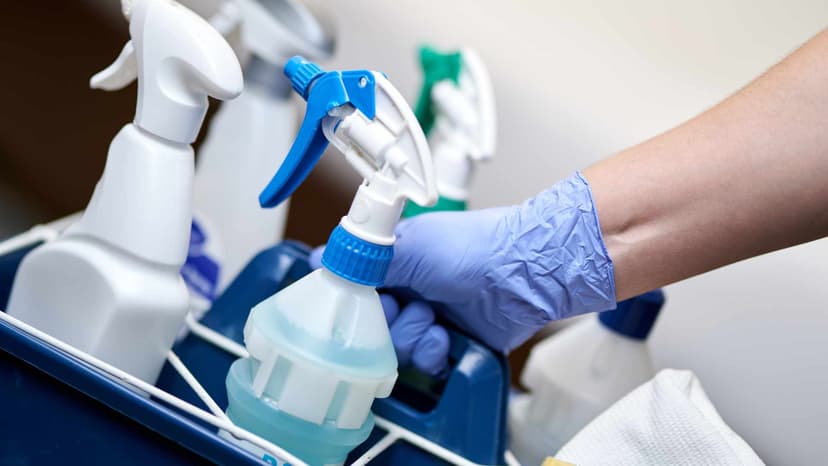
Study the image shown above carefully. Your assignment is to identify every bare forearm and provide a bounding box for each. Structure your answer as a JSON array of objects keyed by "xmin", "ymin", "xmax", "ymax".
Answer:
[{"xmin": 584, "ymin": 29, "xmax": 828, "ymax": 301}]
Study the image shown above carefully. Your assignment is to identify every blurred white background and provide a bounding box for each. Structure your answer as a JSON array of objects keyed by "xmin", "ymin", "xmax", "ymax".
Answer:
[{"xmin": 19, "ymin": 1, "xmax": 828, "ymax": 463}]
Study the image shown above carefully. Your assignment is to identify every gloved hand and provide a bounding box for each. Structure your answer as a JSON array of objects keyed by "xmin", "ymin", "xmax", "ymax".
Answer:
[{"xmin": 315, "ymin": 172, "xmax": 616, "ymax": 374}]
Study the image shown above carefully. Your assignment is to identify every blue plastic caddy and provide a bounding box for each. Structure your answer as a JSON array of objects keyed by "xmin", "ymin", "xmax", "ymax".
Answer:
[{"xmin": 0, "ymin": 237, "xmax": 511, "ymax": 465}]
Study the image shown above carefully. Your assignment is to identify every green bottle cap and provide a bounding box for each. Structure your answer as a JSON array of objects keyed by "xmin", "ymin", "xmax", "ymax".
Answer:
[{"xmin": 403, "ymin": 195, "xmax": 467, "ymax": 218}]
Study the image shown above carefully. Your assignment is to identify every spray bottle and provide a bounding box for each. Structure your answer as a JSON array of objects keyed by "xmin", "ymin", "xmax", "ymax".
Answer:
[
  {"xmin": 508, "ymin": 290, "xmax": 665, "ymax": 464},
  {"xmin": 7, "ymin": 0, "xmax": 243, "ymax": 383},
  {"xmin": 183, "ymin": 0, "xmax": 334, "ymax": 314},
  {"xmin": 222, "ymin": 56, "xmax": 436, "ymax": 465},
  {"xmin": 403, "ymin": 45, "xmax": 495, "ymax": 216}
]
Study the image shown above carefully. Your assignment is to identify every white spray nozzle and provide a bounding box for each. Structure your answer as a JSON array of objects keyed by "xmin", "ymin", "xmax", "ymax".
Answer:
[
  {"xmin": 91, "ymin": 0, "xmax": 244, "ymax": 144},
  {"xmin": 325, "ymin": 74, "xmax": 437, "ymax": 244},
  {"xmin": 238, "ymin": 0, "xmax": 334, "ymax": 65},
  {"xmin": 260, "ymin": 59, "xmax": 436, "ymax": 245},
  {"xmin": 431, "ymin": 48, "xmax": 496, "ymax": 162}
]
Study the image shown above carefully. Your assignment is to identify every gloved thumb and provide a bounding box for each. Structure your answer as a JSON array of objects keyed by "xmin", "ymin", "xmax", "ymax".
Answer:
[{"xmin": 383, "ymin": 215, "xmax": 444, "ymax": 292}]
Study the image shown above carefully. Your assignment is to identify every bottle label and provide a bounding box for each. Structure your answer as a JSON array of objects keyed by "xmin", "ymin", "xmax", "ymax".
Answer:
[{"xmin": 181, "ymin": 219, "xmax": 221, "ymax": 302}]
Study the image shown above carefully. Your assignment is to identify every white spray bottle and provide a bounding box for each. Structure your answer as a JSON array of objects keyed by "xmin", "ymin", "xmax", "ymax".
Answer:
[
  {"xmin": 183, "ymin": 0, "xmax": 334, "ymax": 311},
  {"xmin": 7, "ymin": 0, "xmax": 243, "ymax": 383},
  {"xmin": 221, "ymin": 57, "xmax": 436, "ymax": 465},
  {"xmin": 508, "ymin": 290, "xmax": 665, "ymax": 464},
  {"xmin": 404, "ymin": 46, "xmax": 496, "ymax": 215}
]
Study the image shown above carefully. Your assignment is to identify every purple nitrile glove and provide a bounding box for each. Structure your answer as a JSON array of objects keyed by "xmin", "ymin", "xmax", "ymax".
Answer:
[{"xmin": 314, "ymin": 172, "xmax": 616, "ymax": 373}]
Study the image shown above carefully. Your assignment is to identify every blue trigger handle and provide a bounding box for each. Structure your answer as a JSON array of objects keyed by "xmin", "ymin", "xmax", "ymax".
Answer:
[{"xmin": 259, "ymin": 56, "xmax": 378, "ymax": 208}]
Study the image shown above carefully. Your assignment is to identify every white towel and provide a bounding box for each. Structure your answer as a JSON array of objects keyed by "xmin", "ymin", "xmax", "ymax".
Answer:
[{"xmin": 555, "ymin": 369, "xmax": 763, "ymax": 466}]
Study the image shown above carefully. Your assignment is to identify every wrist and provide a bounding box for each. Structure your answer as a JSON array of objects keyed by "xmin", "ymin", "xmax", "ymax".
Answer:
[
  {"xmin": 501, "ymin": 172, "xmax": 616, "ymax": 319},
  {"xmin": 581, "ymin": 162, "xmax": 651, "ymax": 301}
]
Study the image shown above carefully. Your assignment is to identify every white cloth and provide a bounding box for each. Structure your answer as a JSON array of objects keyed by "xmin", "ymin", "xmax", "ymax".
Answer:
[{"xmin": 555, "ymin": 369, "xmax": 764, "ymax": 466}]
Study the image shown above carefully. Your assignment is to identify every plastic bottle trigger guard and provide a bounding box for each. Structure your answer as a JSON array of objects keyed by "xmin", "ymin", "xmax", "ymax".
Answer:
[{"xmin": 260, "ymin": 56, "xmax": 437, "ymax": 284}]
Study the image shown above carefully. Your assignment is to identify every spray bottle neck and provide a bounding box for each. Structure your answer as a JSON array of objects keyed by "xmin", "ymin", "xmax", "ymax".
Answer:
[
  {"xmin": 320, "ymin": 222, "xmax": 395, "ymax": 288},
  {"xmin": 318, "ymin": 171, "xmax": 403, "ymax": 287},
  {"xmin": 342, "ymin": 171, "xmax": 405, "ymax": 245}
]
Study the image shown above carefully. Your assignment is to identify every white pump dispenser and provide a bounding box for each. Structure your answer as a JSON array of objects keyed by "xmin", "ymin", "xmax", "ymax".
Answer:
[
  {"xmin": 184, "ymin": 0, "xmax": 334, "ymax": 308},
  {"xmin": 7, "ymin": 0, "xmax": 243, "ymax": 383}
]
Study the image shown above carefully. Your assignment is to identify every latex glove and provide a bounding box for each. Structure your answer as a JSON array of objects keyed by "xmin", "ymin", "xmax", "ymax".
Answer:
[
  {"xmin": 384, "ymin": 172, "xmax": 616, "ymax": 352},
  {"xmin": 313, "ymin": 172, "xmax": 616, "ymax": 372},
  {"xmin": 379, "ymin": 295, "xmax": 450, "ymax": 376},
  {"xmin": 309, "ymin": 251, "xmax": 450, "ymax": 376}
]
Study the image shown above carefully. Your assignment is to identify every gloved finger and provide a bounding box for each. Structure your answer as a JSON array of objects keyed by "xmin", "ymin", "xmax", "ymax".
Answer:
[
  {"xmin": 411, "ymin": 324, "xmax": 450, "ymax": 377},
  {"xmin": 383, "ymin": 217, "xmax": 430, "ymax": 290},
  {"xmin": 309, "ymin": 245, "xmax": 325, "ymax": 270},
  {"xmin": 389, "ymin": 301, "xmax": 435, "ymax": 367},
  {"xmin": 379, "ymin": 294, "xmax": 400, "ymax": 325},
  {"xmin": 384, "ymin": 208, "xmax": 510, "ymax": 295}
]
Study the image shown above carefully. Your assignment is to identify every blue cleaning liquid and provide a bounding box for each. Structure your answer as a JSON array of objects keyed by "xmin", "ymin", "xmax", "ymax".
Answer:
[
  {"xmin": 224, "ymin": 274, "xmax": 397, "ymax": 466},
  {"xmin": 156, "ymin": 241, "xmax": 311, "ymax": 409},
  {"xmin": 225, "ymin": 358, "xmax": 374, "ymax": 465}
]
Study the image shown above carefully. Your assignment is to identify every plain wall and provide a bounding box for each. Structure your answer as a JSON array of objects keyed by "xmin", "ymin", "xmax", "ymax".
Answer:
[{"xmin": 302, "ymin": 1, "xmax": 828, "ymax": 464}]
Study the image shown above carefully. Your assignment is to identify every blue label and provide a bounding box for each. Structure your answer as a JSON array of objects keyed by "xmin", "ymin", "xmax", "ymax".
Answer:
[{"xmin": 181, "ymin": 220, "xmax": 220, "ymax": 301}]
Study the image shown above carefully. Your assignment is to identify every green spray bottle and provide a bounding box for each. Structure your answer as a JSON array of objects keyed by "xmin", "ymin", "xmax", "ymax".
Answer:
[{"xmin": 403, "ymin": 46, "xmax": 497, "ymax": 217}]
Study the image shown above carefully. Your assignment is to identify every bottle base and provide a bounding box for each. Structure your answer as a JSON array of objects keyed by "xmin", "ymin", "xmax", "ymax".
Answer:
[{"xmin": 225, "ymin": 358, "xmax": 373, "ymax": 466}]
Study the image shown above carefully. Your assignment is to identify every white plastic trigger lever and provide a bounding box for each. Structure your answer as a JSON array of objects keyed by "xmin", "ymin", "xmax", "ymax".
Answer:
[
  {"xmin": 326, "ymin": 72, "xmax": 437, "ymax": 210},
  {"xmin": 461, "ymin": 48, "xmax": 497, "ymax": 160},
  {"xmin": 431, "ymin": 48, "xmax": 496, "ymax": 162},
  {"xmin": 88, "ymin": 0, "xmax": 141, "ymax": 92},
  {"xmin": 90, "ymin": 1, "xmax": 242, "ymax": 96},
  {"xmin": 90, "ymin": 41, "xmax": 137, "ymax": 91}
]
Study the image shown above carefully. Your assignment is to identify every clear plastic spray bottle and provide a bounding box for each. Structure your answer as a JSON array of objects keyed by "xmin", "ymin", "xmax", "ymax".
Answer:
[{"xmin": 222, "ymin": 57, "xmax": 437, "ymax": 465}]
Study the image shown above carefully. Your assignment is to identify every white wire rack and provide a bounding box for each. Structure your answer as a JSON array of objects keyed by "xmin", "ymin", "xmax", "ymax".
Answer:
[{"xmin": 0, "ymin": 221, "xmax": 521, "ymax": 466}]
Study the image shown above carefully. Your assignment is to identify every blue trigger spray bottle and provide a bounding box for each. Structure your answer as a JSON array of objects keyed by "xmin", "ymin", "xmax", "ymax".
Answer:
[{"xmin": 222, "ymin": 57, "xmax": 437, "ymax": 465}]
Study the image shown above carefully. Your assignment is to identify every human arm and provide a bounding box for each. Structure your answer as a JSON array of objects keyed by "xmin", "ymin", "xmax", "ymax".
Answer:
[
  {"xmin": 337, "ymin": 29, "xmax": 828, "ymax": 372},
  {"xmin": 585, "ymin": 28, "xmax": 828, "ymax": 299}
]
